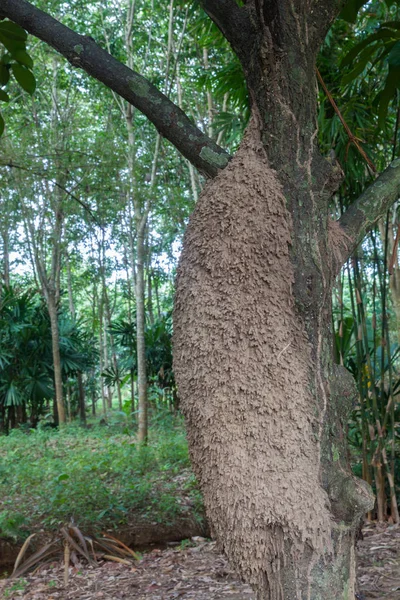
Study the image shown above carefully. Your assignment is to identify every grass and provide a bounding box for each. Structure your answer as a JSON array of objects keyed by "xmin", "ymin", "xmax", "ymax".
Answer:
[{"xmin": 0, "ymin": 413, "xmax": 203, "ymax": 542}]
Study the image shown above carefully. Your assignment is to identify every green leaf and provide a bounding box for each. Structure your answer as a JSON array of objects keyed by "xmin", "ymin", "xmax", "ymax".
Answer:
[
  {"xmin": 0, "ymin": 64, "xmax": 9, "ymax": 85},
  {"xmin": 14, "ymin": 50, "xmax": 33, "ymax": 69},
  {"xmin": 341, "ymin": 29, "xmax": 399, "ymax": 67},
  {"xmin": 0, "ymin": 90, "xmax": 10, "ymax": 102},
  {"xmin": 0, "ymin": 113, "xmax": 4, "ymax": 136},
  {"xmin": 341, "ymin": 45, "xmax": 376, "ymax": 85},
  {"xmin": 380, "ymin": 21, "xmax": 400, "ymax": 30},
  {"xmin": 339, "ymin": 0, "xmax": 369, "ymax": 23},
  {"xmin": 0, "ymin": 32, "xmax": 25, "ymax": 56},
  {"xmin": 1, "ymin": 53, "xmax": 13, "ymax": 66},
  {"xmin": 389, "ymin": 40, "xmax": 400, "ymax": 67},
  {"xmin": 0, "ymin": 21, "xmax": 27, "ymax": 41},
  {"xmin": 11, "ymin": 64, "xmax": 36, "ymax": 94},
  {"xmin": 377, "ymin": 65, "xmax": 400, "ymax": 129}
]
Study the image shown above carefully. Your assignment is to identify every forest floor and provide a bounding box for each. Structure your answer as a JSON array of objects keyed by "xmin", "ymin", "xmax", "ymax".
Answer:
[
  {"xmin": 1, "ymin": 523, "xmax": 400, "ymax": 599},
  {"xmin": 358, "ymin": 521, "xmax": 400, "ymax": 599}
]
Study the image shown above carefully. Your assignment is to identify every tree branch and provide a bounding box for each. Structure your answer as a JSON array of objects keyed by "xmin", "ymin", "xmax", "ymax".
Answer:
[
  {"xmin": 0, "ymin": 0, "xmax": 231, "ymax": 178},
  {"xmin": 198, "ymin": 0, "xmax": 253, "ymax": 60},
  {"xmin": 1, "ymin": 160, "xmax": 103, "ymax": 227},
  {"xmin": 335, "ymin": 159, "xmax": 400, "ymax": 265},
  {"xmin": 308, "ymin": 0, "xmax": 347, "ymax": 50}
]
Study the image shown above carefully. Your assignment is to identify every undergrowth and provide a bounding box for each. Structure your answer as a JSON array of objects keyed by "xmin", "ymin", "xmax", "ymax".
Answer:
[{"xmin": 0, "ymin": 414, "xmax": 203, "ymax": 542}]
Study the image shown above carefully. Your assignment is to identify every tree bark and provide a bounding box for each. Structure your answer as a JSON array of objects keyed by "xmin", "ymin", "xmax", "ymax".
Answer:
[
  {"xmin": 66, "ymin": 253, "xmax": 87, "ymax": 424},
  {"xmin": 136, "ymin": 222, "xmax": 148, "ymax": 444},
  {"xmin": 47, "ymin": 294, "xmax": 66, "ymax": 425},
  {"xmin": 1, "ymin": 228, "xmax": 10, "ymax": 288},
  {"xmin": 98, "ymin": 292, "xmax": 107, "ymax": 416},
  {"xmin": 77, "ymin": 372, "xmax": 86, "ymax": 425}
]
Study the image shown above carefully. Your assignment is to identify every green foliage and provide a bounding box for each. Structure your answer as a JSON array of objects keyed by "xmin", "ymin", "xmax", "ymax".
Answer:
[
  {"xmin": 0, "ymin": 511, "xmax": 27, "ymax": 542},
  {"xmin": 318, "ymin": 5, "xmax": 398, "ymax": 204},
  {"xmin": 340, "ymin": 0, "xmax": 370, "ymax": 23},
  {"xmin": 340, "ymin": 20, "xmax": 400, "ymax": 128},
  {"xmin": 0, "ymin": 419, "xmax": 201, "ymax": 540},
  {"xmin": 0, "ymin": 19, "xmax": 36, "ymax": 134},
  {"xmin": 332, "ymin": 240, "xmax": 400, "ymax": 517},
  {"xmin": 108, "ymin": 313, "xmax": 174, "ymax": 390},
  {"xmin": 3, "ymin": 579, "xmax": 28, "ymax": 598},
  {"xmin": 0, "ymin": 286, "xmax": 96, "ymax": 429}
]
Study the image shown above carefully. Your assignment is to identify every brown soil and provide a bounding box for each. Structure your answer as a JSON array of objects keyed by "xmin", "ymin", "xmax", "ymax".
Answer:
[
  {"xmin": 358, "ymin": 522, "xmax": 400, "ymax": 600},
  {"xmin": 0, "ymin": 516, "xmax": 208, "ymax": 575},
  {"xmin": 2, "ymin": 522, "xmax": 400, "ymax": 599},
  {"xmin": 0, "ymin": 537, "xmax": 255, "ymax": 599}
]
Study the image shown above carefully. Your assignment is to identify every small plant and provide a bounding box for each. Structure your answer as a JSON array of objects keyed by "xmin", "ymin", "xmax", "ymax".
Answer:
[
  {"xmin": 0, "ymin": 419, "xmax": 203, "ymax": 540},
  {"xmin": 179, "ymin": 538, "xmax": 194, "ymax": 550},
  {"xmin": 4, "ymin": 579, "xmax": 28, "ymax": 598},
  {"xmin": 0, "ymin": 512, "xmax": 27, "ymax": 541}
]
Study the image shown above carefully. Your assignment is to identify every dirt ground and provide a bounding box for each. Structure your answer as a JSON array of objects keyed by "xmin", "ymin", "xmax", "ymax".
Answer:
[
  {"xmin": 0, "ymin": 537, "xmax": 255, "ymax": 600},
  {"xmin": 1, "ymin": 524, "xmax": 400, "ymax": 599},
  {"xmin": 357, "ymin": 522, "xmax": 400, "ymax": 600}
]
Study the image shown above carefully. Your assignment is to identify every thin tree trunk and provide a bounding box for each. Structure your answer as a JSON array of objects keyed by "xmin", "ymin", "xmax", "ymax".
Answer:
[
  {"xmin": 65, "ymin": 253, "xmax": 86, "ymax": 424},
  {"xmin": 130, "ymin": 368, "xmax": 135, "ymax": 416},
  {"xmin": 154, "ymin": 270, "xmax": 161, "ymax": 320},
  {"xmin": 67, "ymin": 383, "xmax": 72, "ymax": 423},
  {"xmin": 98, "ymin": 296, "xmax": 107, "ymax": 416},
  {"xmin": 66, "ymin": 254, "xmax": 75, "ymax": 318},
  {"xmin": 77, "ymin": 372, "xmax": 86, "ymax": 425},
  {"xmin": 2, "ymin": 229, "xmax": 10, "ymax": 287},
  {"xmin": 147, "ymin": 261, "xmax": 155, "ymax": 325},
  {"xmin": 202, "ymin": 47, "xmax": 213, "ymax": 139},
  {"xmin": 102, "ymin": 275, "xmax": 122, "ymax": 411},
  {"xmin": 136, "ymin": 223, "xmax": 148, "ymax": 443},
  {"xmin": 48, "ymin": 294, "xmax": 66, "ymax": 425}
]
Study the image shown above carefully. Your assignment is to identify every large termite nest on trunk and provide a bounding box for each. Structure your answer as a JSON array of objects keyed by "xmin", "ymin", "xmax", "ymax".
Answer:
[{"xmin": 173, "ymin": 129, "xmax": 333, "ymax": 593}]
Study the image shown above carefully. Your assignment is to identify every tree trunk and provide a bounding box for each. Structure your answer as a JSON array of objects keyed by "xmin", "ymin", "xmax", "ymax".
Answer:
[
  {"xmin": 130, "ymin": 368, "xmax": 136, "ymax": 417},
  {"xmin": 136, "ymin": 224, "xmax": 148, "ymax": 443},
  {"xmin": 103, "ymin": 321, "xmax": 112, "ymax": 409},
  {"xmin": 174, "ymin": 125, "xmax": 374, "ymax": 598},
  {"xmin": 378, "ymin": 217, "xmax": 400, "ymax": 344},
  {"xmin": 147, "ymin": 265, "xmax": 155, "ymax": 326},
  {"xmin": 103, "ymin": 283, "xmax": 123, "ymax": 411},
  {"xmin": 66, "ymin": 254, "xmax": 75, "ymax": 319},
  {"xmin": 77, "ymin": 372, "xmax": 86, "ymax": 425},
  {"xmin": 98, "ymin": 296, "xmax": 107, "ymax": 416},
  {"xmin": 174, "ymin": 5, "xmax": 375, "ymax": 597},
  {"xmin": 47, "ymin": 294, "xmax": 66, "ymax": 425},
  {"xmin": 1, "ymin": 228, "xmax": 10, "ymax": 288}
]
